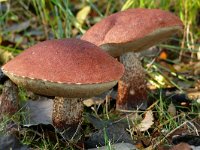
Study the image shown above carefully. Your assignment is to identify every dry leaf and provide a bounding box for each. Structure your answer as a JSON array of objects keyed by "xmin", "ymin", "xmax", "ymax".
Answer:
[
  {"xmin": 83, "ymin": 97, "xmax": 104, "ymax": 107},
  {"xmin": 0, "ymin": 135, "xmax": 29, "ymax": 150},
  {"xmin": 167, "ymin": 102, "xmax": 176, "ymax": 117},
  {"xmin": 197, "ymin": 46, "xmax": 200, "ymax": 60},
  {"xmin": 5, "ymin": 20, "xmax": 30, "ymax": 33},
  {"xmin": 76, "ymin": 5, "xmax": 91, "ymax": 29},
  {"xmin": 88, "ymin": 143, "xmax": 137, "ymax": 150},
  {"xmin": 83, "ymin": 90, "xmax": 113, "ymax": 107},
  {"xmin": 193, "ymin": 62, "xmax": 200, "ymax": 75},
  {"xmin": 170, "ymin": 143, "xmax": 191, "ymax": 150},
  {"xmin": 23, "ymin": 97, "xmax": 53, "ymax": 126},
  {"xmin": 135, "ymin": 110, "xmax": 154, "ymax": 132},
  {"xmin": 0, "ymin": 48, "xmax": 14, "ymax": 64},
  {"xmin": 86, "ymin": 122, "xmax": 133, "ymax": 148}
]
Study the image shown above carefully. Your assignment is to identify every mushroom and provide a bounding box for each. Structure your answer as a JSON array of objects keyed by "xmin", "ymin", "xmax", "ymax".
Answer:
[
  {"xmin": 1, "ymin": 39, "xmax": 124, "ymax": 133},
  {"xmin": 81, "ymin": 8, "xmax": 183, "ymax": 111}
]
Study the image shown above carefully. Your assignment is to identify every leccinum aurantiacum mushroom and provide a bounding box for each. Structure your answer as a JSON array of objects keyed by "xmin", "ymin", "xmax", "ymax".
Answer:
[
  {"xmin": 82, "ymin": 8, "xmax": 183, "ymax": 111},
  {"xmin": 1, "ymin": 39, "xmax": 124, "ymax": 131}
]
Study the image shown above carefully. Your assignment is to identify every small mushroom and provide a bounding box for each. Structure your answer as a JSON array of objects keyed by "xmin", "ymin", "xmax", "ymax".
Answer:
[
  {"xmin": 1, "ymin": 39, "xmax": 124, "ymax": 130},
  {"xmin": 81, "ymin": 8, "xmax": 183, "ymax": 111}
]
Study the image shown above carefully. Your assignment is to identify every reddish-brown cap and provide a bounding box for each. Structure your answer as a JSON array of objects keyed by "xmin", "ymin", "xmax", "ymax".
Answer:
[
  {"xmin": 2, "ymin": 39, "xmax": 124, "ymax": 97},
  {"xmin": 81, "ymin": 8, "xmax": 183, "ymax": 57}
]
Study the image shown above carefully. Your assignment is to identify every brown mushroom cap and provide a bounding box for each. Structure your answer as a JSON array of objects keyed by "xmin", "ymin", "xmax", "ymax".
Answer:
[
  {"xmin": 2, "ymin": 39, "xmax": 124, "ymax": 97},
  {"xmin": 81, "ymin": 8, "xmax": 183, "ymax": 57}
]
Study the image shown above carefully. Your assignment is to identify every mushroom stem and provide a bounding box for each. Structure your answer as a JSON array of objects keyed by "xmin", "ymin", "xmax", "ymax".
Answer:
[
  {"xmin": 52, "ymin": 97, "xmax": 83, "ymax": 129},
  {"xmin": 117, "ymin": 52, "xmax": 147, "ymax": 111}
]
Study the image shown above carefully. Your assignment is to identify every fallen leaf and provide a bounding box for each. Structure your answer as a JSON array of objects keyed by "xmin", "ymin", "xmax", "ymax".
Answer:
[
  {"xmin": 197, "ymin": 47, "xmax": 200, "ymax": 60},
  {"xmin": 85, "ymin": 122, "xmax": 133, "ymax": 148},
  {"xmin": 138, "ymin": 46, "xmax": 160, "ymax": 58},
  {"xmin": 170, "ymin": 143, "xmax": 191, "ymax": 150},
  {"xmin": 75, "ymin": 5, "xmax": 91, "ymax": 30},
  {"xmin": 85, "ymin": 113, "xmax": 112, "ymax": 129},
  {"xmin": 83, "ymin": 90, "xmax": 113, "ymax": 107},
  {"xmin": 193, "ymin": 62, "xmax": 200, "ymax": 75},
  {"xmin": 88, "ymin": 143, "xmax": 138, "ymax": 150},
  {"xmin": 83, "ymin": 97, "xmax": 104, "ymax": 107},
  {"xmin": 167, "ymin": 102, "xmax": 176, "ymax": 117},
  {"xmin": 23, "ymin": 97, "xmax": 53, "ymax": 126},
  {"xmin": 0, "ymin": 48, "xmax": 14, "ymax": 64},
  {"xmin": 135, "ymin": 110, "xmax": 154, "ymax": 132},
  {"xmin": 4, "ymin": 20, "xmax": 30, "ymax": 33},
  {"xmin": 0, "ymin": 134, "xmax": 29, "ymax": 150},
  {"xmin": 172, "ymin": 135, "xmax": 200, "ymax": 146},
  {"xmin": 186, "ymin": 89, "xmax": 200, "ymax": 100}
]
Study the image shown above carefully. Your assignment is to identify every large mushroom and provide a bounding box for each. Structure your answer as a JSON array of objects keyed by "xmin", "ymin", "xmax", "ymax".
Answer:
[
  {"xmin": 81, "ymin": 8, "xmax": 183, "ymax": 111},
  {"xmin": 1, "ymin": 39, "xmax": 124, "ymax": 132}
]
